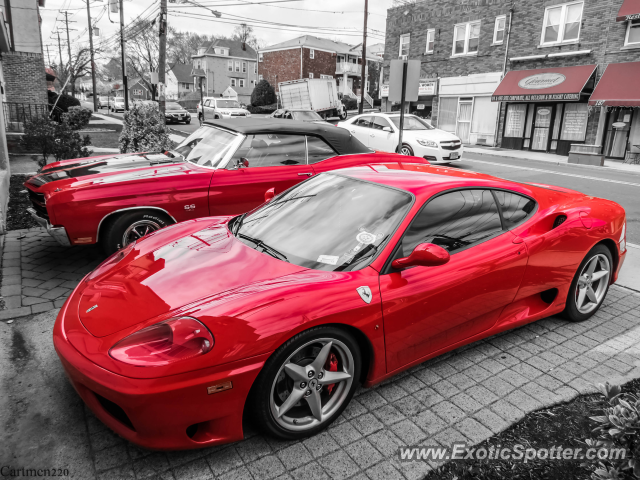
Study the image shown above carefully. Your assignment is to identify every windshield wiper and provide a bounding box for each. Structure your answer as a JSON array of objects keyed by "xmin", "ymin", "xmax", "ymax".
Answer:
[
  {"xmin": 237, "ymin": 233, "xmax": 289, "ymax": 262},
  {"xmin": 232, "ymin": 213, "xmax": 247, "ymax": 235},
  {"xmin": 335, "ymin": 235, "xmax": 389, "ymax": 272}
]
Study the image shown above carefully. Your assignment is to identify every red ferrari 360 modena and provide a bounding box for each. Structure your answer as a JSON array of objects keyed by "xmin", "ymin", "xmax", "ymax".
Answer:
[
  {"xmin": 53, "ymin": 161, "xmax": 626, "ymax": 451},
  {"xmin": 25, "ymin": 119, "xmax": 397, "ymax": 254}
]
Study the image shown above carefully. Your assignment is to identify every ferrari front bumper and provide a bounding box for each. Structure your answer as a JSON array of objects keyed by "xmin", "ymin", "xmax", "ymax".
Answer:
[{"xmin": 53, "ymin": 295, "xmax": 268, "ymax": 450}]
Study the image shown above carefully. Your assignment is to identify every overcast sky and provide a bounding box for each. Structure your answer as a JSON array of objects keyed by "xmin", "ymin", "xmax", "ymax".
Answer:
[{"xmin": 39, "ymin": 0, "xmax": 393, "ymax": 66}]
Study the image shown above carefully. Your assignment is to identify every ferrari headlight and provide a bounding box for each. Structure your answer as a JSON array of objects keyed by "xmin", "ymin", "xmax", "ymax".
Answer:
[
  {"xmin": 109, "ymin": 317, "xmax": 214, "ymax": 367},
  {"xmin": 417, "ymin": 139, "xmax": 438, "ymax": 148}
]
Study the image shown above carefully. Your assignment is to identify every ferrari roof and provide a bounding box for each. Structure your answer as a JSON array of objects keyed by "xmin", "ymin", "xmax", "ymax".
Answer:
[
  {"xmin": 333, "ymin": 161, "xmax": 537, "ymax": 198},
  {"xmin": 203, "ymin": 118, "xmax": 371, "ymax": 155}
]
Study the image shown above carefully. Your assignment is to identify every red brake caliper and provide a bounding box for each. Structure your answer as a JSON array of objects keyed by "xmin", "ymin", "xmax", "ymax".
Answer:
[{"xmin": 324, "ymin": 353, "xmax": 338, "ymax": 394}]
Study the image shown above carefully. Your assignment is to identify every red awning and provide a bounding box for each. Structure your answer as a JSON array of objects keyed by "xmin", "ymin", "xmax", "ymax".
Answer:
[
  {"xmin": 491, "ymin": 65, "xmax": 597, "ymax": 102},
  {"xmin": 617, "ymin": 0, "xmax": 640, "ymax": 22},
  {"xmin": 589, "ymin": 61, "xmax": 640, "ymax": 107}
]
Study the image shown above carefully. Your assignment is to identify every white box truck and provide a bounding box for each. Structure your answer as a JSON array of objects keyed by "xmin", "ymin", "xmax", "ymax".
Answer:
[{"xmin": 278, "ymin": 78, "xmax": 347, "ymax": 120}]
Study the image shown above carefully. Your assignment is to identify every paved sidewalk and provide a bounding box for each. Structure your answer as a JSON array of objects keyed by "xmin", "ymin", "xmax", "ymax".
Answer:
[{"xmin": 1, "ymin": 228, "xmax": 640, "ymax": 479}]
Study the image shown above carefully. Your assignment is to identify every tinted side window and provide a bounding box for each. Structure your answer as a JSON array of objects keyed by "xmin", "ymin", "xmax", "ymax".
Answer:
[
  {"xmin": 399, "ymin": 190, "xmax": 503, "ymax": 257},
  {"xmin": 307, "ymin": 136, "xmax": 337, "ymax": 164},
  {"xmin": 231, "ymin": 134, "xmax": 306, "ymax": 168},
  {"xmin": 494, "ymin": 190, "xmax": 536, "ymax": 228},
  {"xmin": 371, "ymin": 117, "xmax": 392, "ymax": 130}
]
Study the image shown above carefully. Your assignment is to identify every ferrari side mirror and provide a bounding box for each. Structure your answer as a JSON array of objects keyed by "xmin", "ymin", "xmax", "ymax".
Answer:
[
  {"xmin": 265, "ymin": 188, "xmax": 275, "ymax": 203},
  {"xmin": 391, "ymin": 243, "xmax": 450, "ymax": 270}
]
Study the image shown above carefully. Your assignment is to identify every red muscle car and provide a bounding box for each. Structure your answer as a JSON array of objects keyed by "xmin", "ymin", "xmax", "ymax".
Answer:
[
  {"xmin": 54, "ymin": 162, "xmax": 626, "ymax": 450},
  {"xmin": 25, "ymin": 119, "xmax": 400, "ymax": 254}
]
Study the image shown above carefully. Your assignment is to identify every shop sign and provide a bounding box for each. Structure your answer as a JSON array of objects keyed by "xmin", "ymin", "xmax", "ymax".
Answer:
[
  {"xmin": 624, "ymin": 114, "xmax": 631, "ymax": 122},
  {"xmin": 613, "ymin": 122, "xmax": 627, "ymax": 129},
  {"xmin": 417, "ymin": 104, "xmax": 425, "ymax": 110},
  {"xmin": 492, "ymin": 93, "xmax": 580, "ymax": 102},
  {"xmin": 625, "ymin": 13, "xmax": 640, "ymax": 21},
  {"xmin": 537, "ymin": 108, "xmax": 551, "ymax": 116},
  {"xmin": 381, "ymin": 85, "xmax": 389, "ymax": 98},
  {"xmin": 418, "ymin": 81, "xmax": 437, "ymax": 96},
  {"xmin": 518, "ymin": 73, "xmax": 567, "ymax": 90}
]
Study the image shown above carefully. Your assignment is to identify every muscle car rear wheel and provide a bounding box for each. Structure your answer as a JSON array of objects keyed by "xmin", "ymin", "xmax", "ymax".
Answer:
[
  {"xmin": 101, "ymin": 210, "xmax": 171, "ymax": 255},
  {"xmin": 250, "ymin": 326, "xmax": 361, "ymax": 440},
  {"xmin": 563, "ymin": 244, "xmax": 612, "ymax": 322}
]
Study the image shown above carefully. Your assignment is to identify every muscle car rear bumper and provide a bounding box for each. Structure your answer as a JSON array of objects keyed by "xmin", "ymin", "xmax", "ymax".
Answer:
[{"xmin": 27, "ymin": 207, "xmax": 71, "ymax": 247}]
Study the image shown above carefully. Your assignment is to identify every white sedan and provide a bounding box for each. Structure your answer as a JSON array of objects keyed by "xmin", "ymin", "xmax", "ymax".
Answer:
[{"xmin": 338, "ymin": 113, "xmax": 463, "ymax": 164}]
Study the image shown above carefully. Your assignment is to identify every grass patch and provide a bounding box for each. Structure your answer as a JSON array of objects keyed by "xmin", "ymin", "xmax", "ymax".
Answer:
[{"xmin": 425, "ymin": 378, "xmax": 640, "ymax": 480}]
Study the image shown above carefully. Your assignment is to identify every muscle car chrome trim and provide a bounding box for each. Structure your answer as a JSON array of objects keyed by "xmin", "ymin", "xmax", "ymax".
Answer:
[{"xmin": 27, "ymin": 207, "xmax": 72, "ymax": 247}]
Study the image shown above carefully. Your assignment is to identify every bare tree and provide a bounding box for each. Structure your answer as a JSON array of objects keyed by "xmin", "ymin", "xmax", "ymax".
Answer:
[
  {"xmin": 65, "ymin": 45, "xmax": 98, "ymax": 97},
  {"xmin": 125, "ymin": 20, "xmax": 161, "ymax": 99},
  {"xmin": 167, "ymin": 28, "xmax": 216, "ymax": 64},
  {"xmin": 233, "ymin": 23, "xmax": 256, "ymax": 51}
]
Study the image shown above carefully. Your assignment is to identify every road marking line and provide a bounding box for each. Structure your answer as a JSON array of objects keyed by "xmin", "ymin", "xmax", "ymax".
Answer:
[
  {"xmin": 627, "ymin": 243, "xmax": 640, "ymax": 250},
  {"xmin": 464, "ymin": 159, "xmax": 640, "ymax": 188}
]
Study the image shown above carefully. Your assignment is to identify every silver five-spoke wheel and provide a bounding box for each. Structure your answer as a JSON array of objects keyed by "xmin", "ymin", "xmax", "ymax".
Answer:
[
  {"xmin": 121, "ymin": 219, "xmax": 162, "ymax": 247},
  {"xmin": 575, "ymin": 253, "xmax": 611, "ymax": 314},
  {"xmin": 270, "ymin": 338, "xmax": 354, "ymax": 432},
  {"xmin": 400, "ymin": 146, "xmax": 412, "ymax": 156}
]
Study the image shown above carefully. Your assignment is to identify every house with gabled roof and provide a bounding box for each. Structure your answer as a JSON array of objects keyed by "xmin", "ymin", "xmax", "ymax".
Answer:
[
  {"xmin": 191, "ymin": 38, "xmax": 258, "ymax": 104},
  {"xmin": 167, "ymin": 61, "xmax": 195, "ymax": 100}
]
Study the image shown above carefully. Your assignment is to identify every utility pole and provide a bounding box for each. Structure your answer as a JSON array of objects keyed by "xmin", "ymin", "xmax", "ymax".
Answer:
[
  {"xmin": 158, "ymin": 0, "xmax": 167, "ymax": 117},
  {"xmin": 119, "ymin": 0, "xmax": 129, "ymax": 110},
  {"xmin": 43, "ymin": 44, "xmax": 52, "ymax": 67},
  {"xmin": 85, "ymin": 0, "xmax": 98, "ymax": 111},
  {"xmin": 56, "ymin": 31, "xmax": 64, "ymax": 92},
  {"xmin": 359, "ymin": 0, "xmax": 368, "ymax": 115},
  {"xmin": 62, "ymin": 12, "xmax": 75, "ymax": 97}
]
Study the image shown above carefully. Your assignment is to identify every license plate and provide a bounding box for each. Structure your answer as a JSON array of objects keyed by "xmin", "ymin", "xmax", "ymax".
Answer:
[{"xmin": 449, "ymin": 152, "xmax": 459, "ymax": 159}]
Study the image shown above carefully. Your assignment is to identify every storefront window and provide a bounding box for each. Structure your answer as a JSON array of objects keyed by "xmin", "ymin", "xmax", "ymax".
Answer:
[
  {"xmin": 551, "ymin": 104, "xmax": 564, "ymax": 150},
  {"xmin": 560, "ymin": 103, "xmax": 588, "ymax": 141},
  {"xmin": 523, "ymin": 104, "xmax": 535, "ymax": 148},
  {"xmin": 471, "ymin": 97, "xmax": 497, "ymax": 136},
  {"xmin": 504, "ymin": 104, "xmax": 527, "ymax": 138},
  {"xmin": 438, "ymin": 97, "xmax": 458, "ymax": 133}
]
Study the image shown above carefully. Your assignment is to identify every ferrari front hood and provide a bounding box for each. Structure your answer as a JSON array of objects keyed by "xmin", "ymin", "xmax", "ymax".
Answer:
[{"xmin": 78, "ymin": 223, "xmax": 306, "ymax": 337}]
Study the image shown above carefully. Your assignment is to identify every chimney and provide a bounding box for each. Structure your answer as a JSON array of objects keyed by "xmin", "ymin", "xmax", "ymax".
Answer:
[{"xmin": 242, "ymin": 41, "xmax": 246, "ymax": 51}]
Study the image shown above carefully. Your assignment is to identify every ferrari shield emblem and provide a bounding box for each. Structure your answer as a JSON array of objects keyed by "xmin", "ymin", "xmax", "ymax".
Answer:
[{"xmin": 356, "ymin": 286, "xmax": 372, "ymax": 304}]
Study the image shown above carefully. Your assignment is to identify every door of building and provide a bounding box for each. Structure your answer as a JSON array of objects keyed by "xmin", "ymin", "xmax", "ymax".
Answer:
[
  {"xmin": 604, "ymin": 108, "xmax": 633, "ymax": 159},
  {"xmin": 456, "ymin": 98, "xmax": 473, "ymax": 144},
  {"xmin": 531, "ymin": 105, "xmax": 554, "ymax": 152}
]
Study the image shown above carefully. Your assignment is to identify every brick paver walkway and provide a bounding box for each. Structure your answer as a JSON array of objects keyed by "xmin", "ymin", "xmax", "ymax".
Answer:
[{"xmin": 3, "ymin": 227, "xmax": 640, "ymax": 479}]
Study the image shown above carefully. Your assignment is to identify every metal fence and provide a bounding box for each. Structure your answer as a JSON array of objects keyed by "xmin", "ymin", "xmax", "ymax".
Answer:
[{"xmin": 3, "ymin": 103, "xmax": 51, "ymax": 131}]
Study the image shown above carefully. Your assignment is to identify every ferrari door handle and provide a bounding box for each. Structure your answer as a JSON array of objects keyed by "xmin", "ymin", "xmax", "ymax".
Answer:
[{"xmin": 298, "ymin": 172, "xmax": 313, "ymax": 176}]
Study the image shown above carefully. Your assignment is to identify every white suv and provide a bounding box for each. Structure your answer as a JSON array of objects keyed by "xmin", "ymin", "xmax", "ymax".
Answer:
[
  {"xmin": 197, "ymin": 97, "xmax": 251, "ymax": 122},
  {"xmin": 337, "ymin": 113, "xmax": 463, "ymax": 164}
]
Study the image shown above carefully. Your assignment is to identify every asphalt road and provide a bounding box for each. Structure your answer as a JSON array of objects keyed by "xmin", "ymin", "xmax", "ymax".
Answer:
[{"xmin": 457, "ymin": 153, "xmax": 640, "ymax": 244}]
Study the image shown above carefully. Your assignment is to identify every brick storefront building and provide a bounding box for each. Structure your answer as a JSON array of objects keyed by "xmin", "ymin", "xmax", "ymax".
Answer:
[
  {"xmin": 382, "ymin": 0, "xmax": 640, "ymax": 160},
  {"xmin": 258, "ymin": 35, "xmax": 382, "ymax": 102}
]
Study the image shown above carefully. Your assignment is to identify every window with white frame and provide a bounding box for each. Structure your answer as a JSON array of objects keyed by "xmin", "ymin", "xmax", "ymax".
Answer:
[
  {"xmin": 231, "ymin": 78, "xmax": 237, "ymax": 87},
  {"xmin": 399, "ymin": 33, "xmax": 410, "ymax": 57},
  {"xmin": 425, "ymin": 29, "xmax": 435, "ymax": 53},
  {"xmin": 494, "ymin": 15, "xmax": 506, "ymax": 44},
  {"xmin": 453, "ymin": 21, "xmax": 481, "ymax": 56},
  {"xmin": 239, "ymin": 79, "xmax": 245, "ymax": 87},
  {"xmin": 320, "ymin": 74, "xmax": 333, "ymax": 79},
  {"xmin": 310, "ymin": 49, "xmax": 315, "ymax": 59},
  {"xmin": 235, "ymin": 61, "xmax": 240, "ymax": 72},
  {"xmin": 625, "ymin": 19, "xmax": 640, "ymax": 46},
  {"xmin": 259, "ymin": 52, "xmax": 264, "ymax": 62},
  {"xmin": 228, "ymin": 60, "xmax": 233, "ymax": 72},
  {"xmin": 309, "ymin": 73, "xmax": 314, "ymax": 79},
  {"xmin": 251, "ymin": 79, "xmax": 256, "ymax": 85},
  {"xmin": 254, "ymin": 63, "xmax": 257, "ymax": 74},
  {"xmin": 259, "ymin": 74, "xmax": 263, "ymax": 81},
  {"xmin": 541, "ymin": 1, "xmax": 583, "ymax": 45},
  {"xmin": 242, "ymin": 62, "xmax": 247, "ymax": 73}
]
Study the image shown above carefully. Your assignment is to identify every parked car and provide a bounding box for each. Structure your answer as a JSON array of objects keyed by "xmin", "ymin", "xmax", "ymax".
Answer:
[
  {"xmin": 110, "ymin": 97, "xmax": 126, "ymax": 113},
  {"xmin": 97, "ymin": 96, "xmax": 112, "ymax": 109},
  {"xmin": 197, "ymin": 97, "xmax": 251, "ymax": 122},
  {"xmin": 53, "ymin": 161, "xmax": 626, "ymax": 449},
  {"xmin": 270, "ymin": 109, "xmax": 326, "ymax": 124},
  {"xmin": 165, "ymin": 102, "xmax": 191, "ymax": 124},
  {"xmin": 23, "ymin": 119, "xmax": 405, "ymax": 255},
  {"xmin": 338, "ymin": 113, "xmax": 464, "ymax": 164}
]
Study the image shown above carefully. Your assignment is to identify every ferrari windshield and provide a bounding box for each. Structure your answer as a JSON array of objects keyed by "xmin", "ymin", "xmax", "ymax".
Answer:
[
  {"xmin": 390, "ymin": 115, "xmax": 434, "ymax": 131},
  {"xmin": 174, "ymin": 126, "xmax": 238, "ymax": 167},
  {"xmin": 235, "ymin": 174, "xmax": 412, "ymax": 271},
  {"xmin": 216, "ymin": 100, "xmax": 241, "ymax": 109}
]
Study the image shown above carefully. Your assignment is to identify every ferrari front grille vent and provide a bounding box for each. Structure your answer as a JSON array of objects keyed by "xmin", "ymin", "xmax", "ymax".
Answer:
[{"xmin": 553, "ymin": 215, "xmax": 567, "ymax": 229}]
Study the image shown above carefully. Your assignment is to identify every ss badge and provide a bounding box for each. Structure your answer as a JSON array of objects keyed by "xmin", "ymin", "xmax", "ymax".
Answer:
[
  {"xmin": 184, "ymin": 204, "xmax": 196, "ymax": 211},
  {"xmin": 356, "ymin": 286, "xmax": 372, "ymax": 304}
]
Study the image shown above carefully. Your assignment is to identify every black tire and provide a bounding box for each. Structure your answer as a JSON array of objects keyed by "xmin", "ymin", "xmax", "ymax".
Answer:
[
  {"xmin": 562, "ymin": 244, "xmax": 613, "ymax": 322},
  {"xmin": 101, "ymin": 210, "xmax": 172, "ymax": 256},
  {"xmin": 399, "ymin": 143, "xmax": 414, "ymax": 156},
  {"xmin": 249, "ymin": 326, "xmax": 361, "ymax": 440}
]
